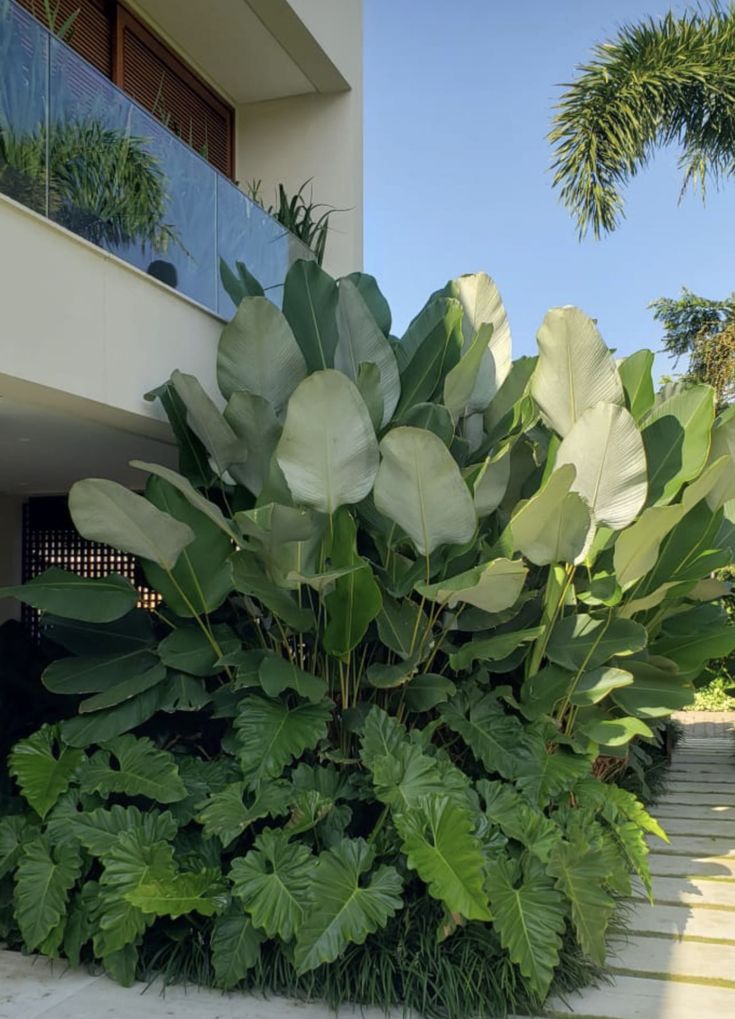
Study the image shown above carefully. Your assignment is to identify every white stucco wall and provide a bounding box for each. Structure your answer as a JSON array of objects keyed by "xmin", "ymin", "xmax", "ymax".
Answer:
[{"xmin": 0, "ymin": 195, "xmax": 223, "ymax": 439}]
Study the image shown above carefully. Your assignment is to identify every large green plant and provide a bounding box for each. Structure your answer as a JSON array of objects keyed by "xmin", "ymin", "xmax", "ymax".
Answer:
[{"xmin": 2, "ymin": 263, "xmax": 734, "ymax": 1010}]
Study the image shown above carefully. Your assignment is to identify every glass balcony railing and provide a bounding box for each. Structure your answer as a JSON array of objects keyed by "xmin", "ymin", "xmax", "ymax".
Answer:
[{"xmin": 0, "ymin": 0, "xmax": 312, "ymax": 315}]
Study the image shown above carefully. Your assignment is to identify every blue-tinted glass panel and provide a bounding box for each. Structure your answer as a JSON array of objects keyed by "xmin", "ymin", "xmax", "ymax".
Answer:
[{"xmin": 0, "ymin": 2, "xmax": 48, "ymax": 215}]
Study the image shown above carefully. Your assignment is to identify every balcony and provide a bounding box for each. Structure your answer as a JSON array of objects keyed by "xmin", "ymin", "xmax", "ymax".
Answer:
[{"xmin": 0, "ymin": 0, "xmax": 313, "ymax": 316}]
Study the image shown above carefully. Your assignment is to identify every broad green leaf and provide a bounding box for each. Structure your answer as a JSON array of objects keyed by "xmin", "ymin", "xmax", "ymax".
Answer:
[
  {"xmin": 472, "ymin": 448, "xmax": 511, "ymax": 516},
  {"xmin": 78, "ymin": 662, "xmax": 166, "ymax": 713},
  {"xmin": 335, "ymin": 279, "xmax": 400, "ymax": 426},
  {"xmin": 0, "ymin": 568, "xmax": 137, "ymax": 623},
  {"xmin": 42, "ymin": 610, "xmax": 155, "ymax": 657},
  {"xmin": 91, "ymin": 888, "xmax": 149, "ymax": 957},
  {"xmin": 440, "ymin": 273, "xmax": 512, "ymax": 368},
  {"xmin": 369, "ymin": 741, "xmax": 469, "ymax": 812},
  {"xmin": 556, "ymin": 403, "xmax": 647, "ymax": 530},
  {"xmin": 546, "ymin": 614, "xmax": 647, "ymax": 671},
  {"xmin": 367, "ymin": 659, "xmax": 418, "ymax": 689},
  {"xmin": 360, "ymin": 706, "xmax": 407, "ymax": 769},
  {"xmin": 404, "ymin": 674, "xmax": 456, "ymax": 712},
  {"xmin": 440, "ymin": 687, "xmax": 524, "ymax": 779},
  {"xmin": 171, "ymin": 370, "xmax": 248, "ymax": 476},
  {"xmin": 294, "ymin": 838, "xmax": 403, "ymax": 973},
  {"xmin": 62, "ymin": 806, "xmax": 177, "ymax": 857},
  {"xmin": 229, "ymin": 552, "xmax": 314, "ymax": 632},
  {"xmin": 548, "ymin": 840, "xmax": 615, "ymax": 965},
  {"xmin": 142, "ymin": 475, "xmax": 233, "ymax": 616},
  {"xmin": 653, "ymin": 607, "xmax": 735, "ymax": 672},
  {"xmin": 520, "ymin": 664, "xmax": 572, "ymax": 720},
  {"xmin": 102, "ymin": 944, "xmax": 138, "ymax": 987},
  {"xmin": 569, "ymin": 667, "xmax": 634, "ymax": 706},
  {"xmin": 0, "ymin": 816, "xmax": 40, "ymax": 878},
  {"xmin": 157, "ymin": 672, "xmax": 212, "ymax": 712},
  {"xmin": 641, "ymin": 384, "xmax": 715, "ymax": 505},
  {"xmin": 613, "ymin": 504, "xmax": 685, "ymax": 588},
  {"xmin": 510, "ymin": 464, "xmax": 592, "ymax": 565},
  {"xmin": 234, "ymin": 696, "xmax": 332, "ymax": 785},
  {"xmin": 224, "ymin": 391, "xmax": 282, "ymax": 496},
  {"xmin": 477, "ymin": 780, "xmax": 561, "ymax": 862},
  {"xmin": 288, "ymin": 565, "xmax": 363, "ymax": 593},
  {"xmin": 376, "ymin": 595, "xmax": 429, "ymax": 659},
  {"xmin": 69, "ymin": 478, "xmax": 194, "ymax": 571},
  {"xmin": 448, "ymin": 627, "xmax": 542, "ymax": 671},
  {"xmin": 42, "ymin": 648, "xmax": 159, "ymax": 695},
  {"xmin": 211, "ymin": 909, "xmax": 263, "ymax": 989},
  {"xmin": 416, "ymin": 557, "xmax": 527, "ymax": 613},
  {"xmin": 145, "ymin": 381, "xmax": 213, "ymax": 488},
  {"xmin": 158, "ymin": 624, "xmax": 238, "ymax": 676},
  {"xmin": 374, "ymin": 426, "xmax": 477, "ymax": 555},
  {"xmin": 401, "ymin": 402, "xmax": 455, "ymax": 445},
  {"xmin": 9, "ymin": 725, "xmax": 83, "ymax": 819},
  {"xmin": 60, "ymin": 685, "xmax": 162, "ymax": 747},
  {"xmin": 258, "ymin": 655, "xmax": 327, "ymax": 703},
  {"xmin": 395, "ymin": 299, "xmax": 464, "ymax": 415},
  {"xmin": 354, "ymin": 361, "xmax": 384, "ymax": 430},
  {"xmin": 531, "ymin": 306, "xmax": 624, "ymax": 437},
  {"xmin": 706, "ymin": 409, "xmax": 735, "ymax": 509},
  {"xmin": 484, "ymin": 355, "xmax": 536, "ymax": 443},
  {"xmin": 231, "ymin": 828, "xmax": 316, "ymax": 940},
  {"xmin": 99, "ymin": 830, "xmax": 175, "ymax": 893},
  {"xmin": 197, "ymin": 782, "xmax": 291, "ymax": 847},
  {"xmin": 276, "ymin": 370, "xmax": 379, "ymax": 514},
  {"xmin": 443, "ymin": 322, "xmax": 495, "ymax": 419},
  {"xmin": 283, "ymin": 258, "xmax": 339, "ymax": 372},
  {"xmin": 130, "ymin": 461, "xmax": 241, "ymax": 543},
  {"xmin": 487, "ymin": 855, "xmax": 565, "ymax": 1001},
  {"xmin": 126, "ymin": 871, "xmax": 227, "ymax": 918},
  {"xmin": 323, "ymin": 508, "xmax": 382, "ymax": 658},
  {"xmin": 577, "ymin": 714, "xmax": 653, "ymax": 747},
  {"xmin": 79, "ymin": 735, "xmax": 187, "ymax": 803},
  {"xmin": 611, "ymin": 662, "xmax": 692, "ymax": 718},
  {"xmin": 342, "ymin": 271, "xmax": 392, "ymax": 335},
  {"xmin": 514, "ymin": 744, "xmax": 591, "ymax": 807},
  {"xmin": 217, "ymin": 295, "xmax": 307, "ymax": 407},
  {"xmin": 219, "ymin": 257, "xmax": 265, "ymax": 306},
  {"xmin": 394, "ymin": 796, "xmax": 491, "ymax": 921},
  {"xmin": 14, "ymin": 838, "xmax": 81, "ymax": 951},
  {"xmin": 619, "ymin": 349, "xmax": 655, "ymax": 421}
]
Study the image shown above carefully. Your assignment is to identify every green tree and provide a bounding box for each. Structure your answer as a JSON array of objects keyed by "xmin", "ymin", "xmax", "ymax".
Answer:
[{"xmin": 550, "ymin": 6, "xmax": 735, "ymax": 238}]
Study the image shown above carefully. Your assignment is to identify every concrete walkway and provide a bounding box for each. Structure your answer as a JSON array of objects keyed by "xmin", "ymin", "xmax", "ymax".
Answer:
[{"xmin": 2, "ymin": 713, "xmax": 734, "ymax": 1019}]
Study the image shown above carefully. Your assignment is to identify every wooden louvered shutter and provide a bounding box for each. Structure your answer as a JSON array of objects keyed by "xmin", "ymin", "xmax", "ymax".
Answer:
[
  {"xmin": 115, "ymin": 7, "xmax": 234, "ymax": 178},
  {"xmin": 16, "ymin": 0, "xmax": 114, "ymax": 77}
]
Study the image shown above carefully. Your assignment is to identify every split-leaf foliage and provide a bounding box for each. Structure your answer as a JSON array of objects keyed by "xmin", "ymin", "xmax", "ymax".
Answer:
[{"xmin": 2, "ymin": 260, "xmax": 734, "ymax": 1010}]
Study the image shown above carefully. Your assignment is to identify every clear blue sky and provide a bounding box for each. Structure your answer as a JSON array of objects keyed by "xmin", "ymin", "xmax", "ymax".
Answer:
[{"xmin": 363, "ymin": 0, "xmax": 735, "ymax": 375}]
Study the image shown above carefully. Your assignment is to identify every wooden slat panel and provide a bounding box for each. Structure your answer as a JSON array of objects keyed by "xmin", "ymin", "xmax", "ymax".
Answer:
[{"xmin": 16, "ymin": 0, "xmax": 113, "ymax": 77}]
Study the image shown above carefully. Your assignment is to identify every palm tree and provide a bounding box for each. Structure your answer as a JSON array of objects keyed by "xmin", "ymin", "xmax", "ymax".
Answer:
[{"xmin": 550, "ymin": 6, "xmax": 735, "ymax": 237}]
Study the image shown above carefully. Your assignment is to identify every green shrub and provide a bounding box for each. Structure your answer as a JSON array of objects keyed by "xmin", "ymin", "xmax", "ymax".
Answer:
[{"xmin": 2, "ymin": 264, "xmax": 734, "ymax": 1011}]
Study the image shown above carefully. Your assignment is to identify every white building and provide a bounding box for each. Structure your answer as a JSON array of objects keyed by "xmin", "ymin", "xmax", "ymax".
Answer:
[{"xmin": 0, "ymin": 0, "xmax": 363, "ymax": 621}]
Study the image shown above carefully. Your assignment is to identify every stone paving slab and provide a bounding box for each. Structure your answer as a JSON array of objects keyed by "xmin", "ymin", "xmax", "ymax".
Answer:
[
  {"xmin": 610, "ymin": 933, "xmax": 735, "ymax": 982},
  {"xmin": 653, "ymin": 803, "xmax": 735, "ymax": 820},
  {"xmin": 547, "ymin": 974, "xmax": 735, "ymax": 1018},
  {"xmin": 647, "ymin": 852, "xmax": 735, "ymax": 878},
  {"xmin": 645, "ymin": 833, "xmax": 735, "ymax": 857},
  {"xmin": 626, "ymin": 901, "xmax": 735, "ymax": 941},
  {"xmin": 656, "ymin": 816, "xmax": 735, "ymax": 838},
  {"xmin": 632, "ymin": 875, "xmax": 735, "ymax": 909}
]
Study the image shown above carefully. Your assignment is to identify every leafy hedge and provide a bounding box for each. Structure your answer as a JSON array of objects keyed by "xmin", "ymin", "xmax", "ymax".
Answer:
[{"xmin": 2, "ymin": 263, "xmax": 735, "ymax": 1011}]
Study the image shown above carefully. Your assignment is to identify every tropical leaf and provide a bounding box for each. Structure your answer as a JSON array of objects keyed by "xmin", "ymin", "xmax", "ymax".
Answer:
[
  {"xmin": 548, "ymin": 840, "xmax": 615, "ymax": 965},
  {"xmin": 231, "ymin": 828, "xmax": 316, "ymax": 941},
  {"xmin": 283, "ymin": 258, "xmax": 339, "ymax": 372},
  {"xmin": 60, "ymin": 686, "xmax": 162, "ymax": 748},
  {"xmin": 394, "ymin": 299, "xmax": 463, "ymax": 415},
  {"xmin": 531, "ymin": 306, "xmax": 624, "ymax": 437},
  {"xmin": 158, "ymin": 624, "xmax": 238, "ymax": 676},
  {"xmin": 211, "ymin": 909, "xmax": 263, "ymax": 989},
  {"xmin": 510, "ymin": 465, "xmax": 592, "ymax": 565},
  {"xmin": 443, "ymin": 322, "xmax": 495, "ymax": 419},
  {"xmin": 360, "ymin": 706, "xmax": 407, "ymax": 769},
  {"xmin": 0, "ymin": 568, "xmax": 137, "ymax": 623},
  {"xmin": 448, "ymin": 627, "xmax": 542, "ymax": 671},
  {"xmin": 217, "ymin": 295, "xmax": 307, "ymax": 408},
  {"xmin": 439, "ymin": 687, "xmax": 524, "ymax": 779},
  {"xmin": 0, "ymin": 816, "xmax": 40, "ymax": 878},
  {"xmin": 395, "ymin": 796, "xmax": 491, "ymax": 921},
  {"xmin": 99, "ymin": 829, "xmax": 175, "ymax": 892},
  {"xmin": 404, "ymin": 673, "xmax": 457, "ymax": 712},
  {"xmin": 619, "ymin": 349, "xmax": 655, "ymax": 421},
  {"xmin": 323, "ymin": 509, "xmax": 383, "ymax": 658},
  {"xmin": 373, "ymin": 427, "xmax": 477, "ymax": 555},
  {"xmin": 335, "ymin": 278, "xmax": 401, "ymax": 426},
  {"xmin": 342, "ymin": 271, "xmax": 392, "ymax": 335},
  {"xmin": 577, "ymin": 713, "xmax": 653, "ymax": 747},
  {"xmin": 197, "ymin": 782, "xmax": 291, "ymax": 847},
  {"xmin": 514, "ymin": 744, "xmax": 591, "ymax": 807},
  {"xmin": 224, "ymin": 391, "xmax": 283, "ymax": 496},
  {"xmin": 486, "ymin": 855, "xmax": 565, "ymax": 1001},
  {"xmin": 171, "ymin": 370, "xmax": 248, "ymax": 476},
  {"xmin": 546, "ymin": 614, "xmax": 647, "ymax": 671},
  {"xmin": 477, "ymin": 780, "xmax": 561, "ymax": 862},
  {"xmin": 126, "ymin": 871, "xmax": 227, "ymax": 918},
  {"xmin": 641, "ymin": 384, "xmax": 715, "ymax": 505},
  {"xmin": 9, "ymin": 725, "xmax": 83, "ymax": 819},
  {"xmin": 234, "ymin": 696, "xmax": 332, "ymax": 785},
  {"xmin": 258, "ymin": 655, "xmax": 327, "ymax": 703},
  {"xmin": 61, "ymin": 806, "xmax": 177, "ymax": 857},
  {"xmin": 369, "ymin": 741, "xmax": 470, "ymax": 812},
  {"xmin": 219, "ymin": 257, "xmax": 264, "ymax": 306},
  {"xmin": 472, "ymin": 448, "xmax": 511, "ymax": 516},
  {"xmin": 555, "ymin": 403, "xmax": 647, "ymax": 529},
  {"xmin": 276, "ymin": 370, "xmax": 379, "ymax": 514},
  {"xmin": 416, "ymin": 557, "xmax": 527, "ymax": 613},
  {"xmin": 69, "ymin": 478, "xmax": 194, "ymax": 571},
  {"xmin": 77, "ymin": 661, "xmax": 166, "ymax": 714},
  {"xmin": 14, "ymin": 838, "xmax": 81, "ymax": 951},
  {"xmin": 129, "ymin": 461, "xmax": 241, "ymax": 543},
  {"xmin": 294, "ymin": 838, "xmax": 403, "ymax": 973},
  {"xmin": 78, "ymin": 735, "xmax": 187, "ymax": 804},
  {"xmin": 568, "ymin": 666, "xmax": 634, "ymax": 706}
]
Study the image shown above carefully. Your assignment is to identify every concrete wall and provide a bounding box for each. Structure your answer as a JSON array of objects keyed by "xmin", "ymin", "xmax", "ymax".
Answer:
[
  {"xmin": 0, "ymin": 495, "xmax": 23, "ymax": 622},
  {"xmin": 0, "ymin": 195, "xmax": 223, "ymax": 439}
]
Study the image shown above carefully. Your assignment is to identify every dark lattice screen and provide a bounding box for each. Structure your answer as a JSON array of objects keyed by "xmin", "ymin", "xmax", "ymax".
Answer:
[{"xmin": 22, "ymin": 495, "xmax": 159, "ymax": 637}]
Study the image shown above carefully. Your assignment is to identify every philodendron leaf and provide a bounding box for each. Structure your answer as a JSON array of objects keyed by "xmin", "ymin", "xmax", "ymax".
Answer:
[
  {"xmin": 276, "ymin": 370, "xmax": 379, "ymax": 514},
  {"xmin": 510, "ymin": 464, "xmax": 593, "ymax": 565},
  {"xmin": 234, "ymin": 696, "xmax": 332, "ymax": 786},
  {"xmin": 231, "ymin": 828, "xmax": 317, "ymax": 941},
  {"xmin": 9, "ymin": 725, "xmax": 83, "ymax": 820},
  {"xmin": 171, "ymin": 370, "xmax": 248, "ymax": 476},
  {"xmin": 224, "ymin": 391, "xmax": 282, "ymax": 496},
  {"xmin": 0, "ymin": 816, "xmax": 39, "ymax": 879},
  {"xmin": 373, "ymin": 426, "xmax": 477, "ymax": 555},
  {"xmin": 486, "ymin": 855, "xmax": 565, "ymax": 1002},
  {"xmin": 335, "ymin": 278, "xmax": 401, "ymax": 426},
  {"xmin": 440, "ymin": 687, "xmax": 524, "ymax": 780},
  {"xmin": 14, "ymin": 838, "xmax": 81, "ymax": 951},
  {"xmin": 641, "ymin": 384, "xmax": 715, "ymax": 505},
  {"xmin": 258, "ymin": 656, "xmax": 327, "ymax": 703},
  {"xmin": 126, "ymin": 871, "xmax": 227, "ymax": 918},
  {"xmin": 0, "ymin": 569, "xmax": 137, "ymax": 623},
  {"xmin": 417, "ymin": 557, "xmax": 526, "ymax": 613},
  {"xmin": 217, "ymin": 295, "xmax": 307, "ymax": 408},
  {"xmin": 79, "ymin": 735, "xmax": 187, "ymax": 804},
  {"xmin": 197, "ymin": 782, "xmax": 291, "ymax": 847},
  {"xmin": 548, "ymin": 840, "xmax": 615, "ymax": 965},
  {"xmin": 619, "ymin": 349, "xmax": 655, "ymax": 421},
  {"xmin": 531, "ymin": 306, "xmax": 624, "ymax": 437},
  {"xmin": 60, "ymin": 806, "xmax": 177, "ymax": 857},
  {"xmin": 555, "ymin": 403, "xmax": 647, "ymax": 530},
  {"xmin": 211, "ymin": 909, "xmax": 263, "ymax": 990},
  {"xmin": 546, "ymin": 614, "xmax": 647, "ymax": 671},
  {"xmin": 283, "ymin": 258, "xmax": 339, "ymax": 372},
  {"xmin": 394, "ymin": 795, "xmax": 491, "ymax": 921},
  {"xmin": 69, "ymin": 479, "xmax": 194, "ymax": 571},
  {"xmin": 294, "ymin": 838, "xmax": 403, "ymax": 973}
]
